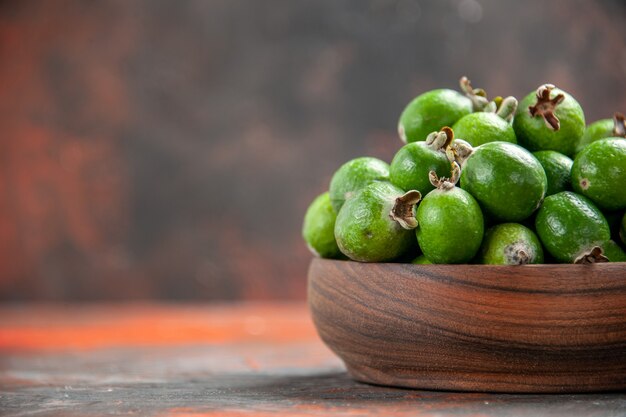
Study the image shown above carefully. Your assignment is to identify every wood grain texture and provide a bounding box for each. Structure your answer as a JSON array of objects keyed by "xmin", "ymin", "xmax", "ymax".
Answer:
[{"xmin": 308, "ymin": 259, "xmax": 626, "ymax": 393}]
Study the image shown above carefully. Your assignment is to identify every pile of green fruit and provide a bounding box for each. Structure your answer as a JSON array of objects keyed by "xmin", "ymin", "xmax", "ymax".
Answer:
[{"xmin": 302, "ymin": 77, "xmax": 626, "ymax": 265}]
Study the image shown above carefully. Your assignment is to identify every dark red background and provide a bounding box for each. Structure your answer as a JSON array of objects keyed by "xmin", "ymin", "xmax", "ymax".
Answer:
[{"xmin": 0, "ymin": 0, "xmax": 624, "ymax": 300}]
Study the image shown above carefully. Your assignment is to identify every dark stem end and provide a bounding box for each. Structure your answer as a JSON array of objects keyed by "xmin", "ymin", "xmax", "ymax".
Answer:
[
  {"xmin": 574, "ymin": 246, "xmax": 609, "ymax": 264},
  {"xmin": 428, "ymin": 162, "xmax": 460, "ymax": 190},
  {"xmin": 528, "ymin": 84, "xmax": 564, "ymax": 131},
  {"xmin": 390, "ymin": 190, "xmax": 422, "ymax": 230}
]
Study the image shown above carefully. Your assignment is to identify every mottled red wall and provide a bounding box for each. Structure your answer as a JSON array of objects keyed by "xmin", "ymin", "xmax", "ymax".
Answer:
[{"xmin": 0, "ymin": 0, "xmax": 624, "ymax": 300}]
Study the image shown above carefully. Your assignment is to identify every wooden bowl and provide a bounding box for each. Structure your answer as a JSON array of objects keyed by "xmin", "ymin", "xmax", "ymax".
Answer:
[{"xmin": 308, "ymin": 258, "xmax": 626, "ymax": 393}]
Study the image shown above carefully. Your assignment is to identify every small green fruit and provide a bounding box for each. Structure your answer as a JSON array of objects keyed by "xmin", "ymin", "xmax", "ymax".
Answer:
[
  {"xmin": 575, "ymin": 112, "xmax": 626, "ymax": 155},
  {"xmin": 513, "ymin": 84, "xmax": 585, "ymax": 157},
  {"xmin": 460, "ymin": 142, "xmax": 547, "ymax": 222},
  {"xmin": 478, "ymin": 223, "xmax": 544, "ymax": 265},
  {"xmin": 532, "ymin": 150, "xmax": 573, "ymax": 196},
  {"xmin": 603, "ymin": 240, "xmax": 626, "ymax": 262},
  {"xmin": 334, "ymin": 182, "xmax": 420, "ymax": 262},
  {"xmin": 451, "ymin": 112, "xmax": 517, "ymax": 147},
  {"xmin": 535, "ymin": 191, "xmax": 610, "ymax": 263},
  {"xmin": 416, "ymin": 167, "xmax": 484, "ymax": 264},
  {"xmin": 302, "ymin": 192, "xmax": 342, "ymax": 259},
  {"xmin": 571, "ymin": 138, "xmax": 626, "ymax": 211},
  {"xmin": 411, "ymin": 255, "xmax": 432, "ymax": 265},
  {"xmin": 389, "ymin": 129, "xmax": 452, "ymax": 194},
  {"xmin": 398, "ymin": 89, "xmax": 472, "ymax": 143},
  {"xmin": 329, "ymin": 157, "xmax": 389, "ymax": 212}
]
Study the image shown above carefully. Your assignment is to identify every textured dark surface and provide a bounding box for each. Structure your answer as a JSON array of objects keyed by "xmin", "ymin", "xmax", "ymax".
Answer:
[
  {"xmin": 0, "ymin": 1, "xmax": 625, "ymax": 300},
  {"xmin": 1, "ymin": 303, "xmax": 626, "ymax": 416}
]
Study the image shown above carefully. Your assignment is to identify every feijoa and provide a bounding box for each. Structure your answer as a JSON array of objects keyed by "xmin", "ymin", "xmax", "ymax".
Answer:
[
  {"xmin": 571, "ymin": 138, "xmax": 626, "ymax": 211},
  {"xmin": 451, "ymin": 98, "xmax": 518, "ymax": 147},
  {"xmin": 329, "ymin": 157, "xmax": 389, "ymax": 212},
  {"xmin": 398, "ymin": 89, "xmax": 472, "ymax": 143},
  {"xmin": 389, "ymin": 129, "xmax": 452, "ymax": 194},
  {"xmin": 334, "ymin": 182, "xmax": 420, "ymax": 262},
  {"xmin": 416, "ymin": 166, "xmax": 484, "ymax": 264},
  {"xmin": 478, "ymin": 223, "xmax": 544, "ymax": 265},
  {"xmin": 302, "ymin": 192, "xmax": 342, "ymax": 258},
  {"xmin": 532, "ymin": 150, "xmax": 573, "ymax": 196},
  {"xmin": 411, "ymin": 255, "xmax": 432, "ymax": 265},
  {"xmin": 460, "ymin": 141, "xmax": 547, "ymax": 222},
  {"xmin": 575, "ymin": 112, "xmax": 625, "ymax": 155},
  {"xmin": 513, "ymin": 84, "xmax": 585, "ymax": 157},
  {"xmin": 603, "ymin": 240, "xmax": 626, "ymax": 262},
  {"xmin": 535, "ymin": 191, "xmax": 610, "ymax": 263}
]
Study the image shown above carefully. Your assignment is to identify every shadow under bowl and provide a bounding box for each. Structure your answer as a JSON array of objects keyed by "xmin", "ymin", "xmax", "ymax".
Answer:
[{"xmin": 307, "ymin": 258, "xmax": 626, "ymax": 393}]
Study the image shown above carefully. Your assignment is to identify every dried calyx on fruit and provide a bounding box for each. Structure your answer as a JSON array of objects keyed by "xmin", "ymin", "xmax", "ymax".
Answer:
[
  {"xmin": 448, "ymin": 139, "xmax": 474, "ymax": 166},
  {"xmin": 574, "ymin": 246, "xmax": 609, "ymax": 264},
  {"xmin": 613, "ymin": 112, "xmax": 626, "ymax": 137},
  {"xmin": 389, "ymin": 190, "xmax": 422, "ymax": 230},
  {"xmin": 429, "ymin": 161, "xmax": 461, "ymax": 191},
  {"xmin": 528, "ymin": 84, "xmax": 565, "ymax": 131},
  {"xmin": 459, "ymin": 76, "xmax": 490, "ymax": 111},
  {"xmin": 494, "ymin": 96, "xmax": 518, "ymax": 122},
  {"xmin": 424, "ymin": 127, "xmax": 454, "ymax": 152}
]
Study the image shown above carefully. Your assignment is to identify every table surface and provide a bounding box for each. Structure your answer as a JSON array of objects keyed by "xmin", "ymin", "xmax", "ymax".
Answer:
[{"xmin": 1, "ymin": 303, "xmax": 625, "ymax": 417}]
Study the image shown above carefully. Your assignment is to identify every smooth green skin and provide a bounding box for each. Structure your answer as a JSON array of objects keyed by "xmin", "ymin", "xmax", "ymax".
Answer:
[
  {"xmin": 451, "ymin": 112, "xmax": 517, "ymax": 147},
  {"xmin": 398, "ymin": 89, "xmax": 473, "ymax": 143},
  {"xmin": 622, "ymin": 212, "xmax": 626, "ymax": 246},
  {"xmin": 532, "ymin": 150, "xmax": 573, "ymax": 196},
  {"xmin": 576, "ymin": 118, "xmax": 614, "ymax": 155},
  {"xmin": 302, "ymin": 192, "xmax": 342, "ymax": 259},
  {"xmin": 334, "ymin": 182, "xmax": 416, "ymax": 262},
  {"xmin": 603, "ymin": 240, "xmax": 626, "ymax": 262},
  {"xmin": 416, "ymin": 187, "xmax": 484, "ymax": 264},
  {"xmin": 411, "ymin": 255, "xmax": 432, "ymax": 265},
  {"xmin": 329, "ymin": 157, "xmax": 389, "ymax": 212},
  {"xmin": 478, "ymin": 223, "xmax": 544, "ymax": 265},
  {"xmin": 460, "ymin": 142, "xmax": 547, "ymax": 222},
  {"xmin": 571, "ymin": 138, "xmax": 626, "ymax": 211},
  {"xmin": 389, "ymin": 142, "xmax": 451, "ymax": 194},
  {"xmin": 513, "ymin": 88, "xmax": 585, "ymax": 157},
  {"xmin": 535, "ymin": 191, "xmax": 610, "ymax": 263}
]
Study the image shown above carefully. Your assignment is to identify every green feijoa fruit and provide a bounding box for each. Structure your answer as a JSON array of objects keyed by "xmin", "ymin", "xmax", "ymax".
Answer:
[
  {"xmin": 398, "ymin": 89, "xmax": 472, "ymax": 143},
  {"xmin": 460, "ymin": 141, "xmax": 547, "ymax": 222},
  {"xmin": 571, "ymin": 138, "xmax": 626, "ymax": 211},
  {"xmin": 452, "ymin": 112, "xmax": 517, "ymax": 147},
  {"xmin": 575, "ymin": 112, "xmax": 626, "ymax": 155},
  {"xmin": 620, "ymin": 213, "xmax": 626, "ymax": 246},
  {"xmin": 416, "ymin": 168, "xmax": 484, "ymax": 264},
  {"xmin": 411, "ymin": 254, "xmax": 432, "ymax": 265},
  {"xmin": 513, "ymin": 84, "xmax": 585, "ymax": 157},
  {"xmin": 535, "ymin": 191, "xmax": 610, "ymax": 263},
  {"xmin": 334, "ymin": 182, "xmax": 421, "ymax": 262},
  {"xmin": 329, "ymin": 157, "xmax": 389, "ymax": 212},
  {"xmin": 603, "ymin": 240, "xmax": 626, "ymax": 262},
  {"xmin": 390, "ymin": 129, "xmax": 452, "ymax": 194},
  {"xmin": 532, "ymin": 150, "xmax": 573, "ymax": 196},
  {"xmin": 478, "ymin": 223, "xmax": 544, "ymax": 265},
  {"xmin": 302, "ymin": 192, "xmax": 342, "ymax": 259}
]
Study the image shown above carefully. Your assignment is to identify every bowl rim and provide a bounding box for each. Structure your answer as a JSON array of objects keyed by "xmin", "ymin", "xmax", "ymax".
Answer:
[{"xmin": 309, "ymin": 258, "xmax": 626, "ymax": 292}]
